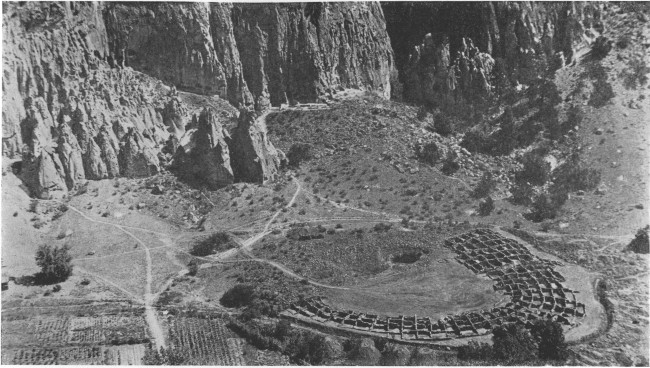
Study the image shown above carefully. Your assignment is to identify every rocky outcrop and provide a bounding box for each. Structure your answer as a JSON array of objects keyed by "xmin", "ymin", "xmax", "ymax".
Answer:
[
  {"xmin": 229, "ymin": 109, "xmax": 282, "ymax": 184},
  {"xmin": 383, "ymin": 2, "xmax": 603, "ymax": 101},
  {"xmin": 172, "ymin": 108, "xmax": 234, "ymax": 189},
  {"xmin": 104, "ymin": 2, "xmax": 395, "ymax": 110},
  {"xmin": 232, "ymin": 3, "xmax": 394, "ymax": 108},
  {"xmin": 2, "ymin": 2, "xmax": 191, "ymax": 197},
  {"xmin": 1, "ymin": 2, "xmax": 247, "ymax": 198},
  {"xmin": 104, "ymin": 3, "xmax": 254, "ymax": 108},
  {"xmin": 404, "ymin": 35, "xmax": 495, "ymax": 105}
]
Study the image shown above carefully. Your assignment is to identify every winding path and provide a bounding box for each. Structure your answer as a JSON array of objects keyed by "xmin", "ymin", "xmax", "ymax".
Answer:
[{"xmin": 46, "ymin": 200, "xmax": 167, "ymax": 349}]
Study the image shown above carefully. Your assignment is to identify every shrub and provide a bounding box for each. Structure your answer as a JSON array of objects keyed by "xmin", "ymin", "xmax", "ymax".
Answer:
[
  {"xmin": 515, "ymin": 151, "xmax": 551, "ymax": 186},
  {"xmin": 551, "ymin": 153, "xmax": 601, "ymax": 193},
  {"xmin": 431, "ymin": 114, "xmax": 455, "ymax": 136},
  {"xmin": 492, "ymin": 324, "xmax": 537, "ymax": 363},
  {"xmin": 191, "ymin": 232, "xmax": 234, "ymax": 256},
  {"xmin": 627, "ymin": 226, "xmax": 649, "ymax": 254},
  {"xmin": 529, "ymin": 320, "xmax": 568, "ymax": 361},
  {"xmin": 415, "ymin": 141, "xmax": 443, "ymax": 165},
  {"xmin": 441, "ymin": 157, "xmax": 460, "ymax": 176},
  {"xmin": 478, "ymin": 196, "xmax": 495, "ymax": 216},
  {"xmin": 460, "ymin": 129, "xmax": 490, "ymax": 154},
  {"xmin": 220, "ymin": 284, "xmax": 256, "ymax": 308},
  {"xmin": 373, "ymin": 223, "xmax": 392, "ymax": 232},
  {"xmin": 52, "ymin": 284, "xmax": 62, "ymax": 292},
  {"xmin": 35, "ymin": 244, "xmax": 73, "ymax": 283},
  {"xmin": 287, "ymin": 143, "xmax": 313, "ymax": 168},
  {"xmin": 187, "ymin": 260, "xmax": 199, "ymax": 276},
  {"xmin": 526, "ymin": 190, "xmax": 567, "ymax": 222},
  {"xmin": 458, "ymin": 341, "xmax": 493, "ymax": 361},
  {"xmin": 472, "ymin": 172, "xmax": 496, "ymax": 198},
  {"xmin": 143, "ymin": 346, "xmax": 187, "ymax": 365}
]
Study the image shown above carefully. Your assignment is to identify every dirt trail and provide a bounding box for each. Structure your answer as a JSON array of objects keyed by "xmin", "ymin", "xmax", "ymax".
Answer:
[{"xmin": 47, "ymin": 200, "xmax": 167, "ymax": 349}]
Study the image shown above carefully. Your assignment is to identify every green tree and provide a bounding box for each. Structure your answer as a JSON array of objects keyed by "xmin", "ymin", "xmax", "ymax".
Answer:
[{"xmin": 35, "ymin": 244, "xmax": 73, "ymax": 283}]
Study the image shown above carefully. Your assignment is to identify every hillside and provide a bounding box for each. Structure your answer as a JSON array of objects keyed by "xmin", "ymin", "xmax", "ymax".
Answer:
[{"xmin": 1, "ymin": 1, "xmax": 648, "ymax": 366}]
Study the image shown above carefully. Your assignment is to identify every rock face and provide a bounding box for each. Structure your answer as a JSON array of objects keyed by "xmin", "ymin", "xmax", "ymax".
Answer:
[
  {"xmin": 172, "ymin": 108, "xmax": 234, "ymax": 189},
  {"xmin": 231, "ymin": 2, "xmax": 394, "ymax": 108},
  {"xmin": 229, "ymin": 109, "xmax": 282, "ymax": 184},
  {"xmin": 104, "ymin": 3, "xmax": 254, "ymax": 108},
  {"xmin": 104, "ymin": 2, "xmax": 395, "ymax": 109},
  {"xmin": 404, "ymin": 34, "xmax": 495, "ymax": 105},
  {"xmin": 3, "ymin": 2, "xmax": 395, "ymax": 197},
  {"xmin": 2, "ymin": 2, "xmax": 236, "ymax": 198},
  {"xmin": 383, "ymin": 2, "xmax": 603, "ymax": 101}
]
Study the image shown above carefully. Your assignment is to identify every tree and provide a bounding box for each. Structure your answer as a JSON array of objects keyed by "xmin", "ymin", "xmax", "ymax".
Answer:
[
  {"xmin": 492, "ymin": 324, "xmax": 537, "ymax": 363},
  {"xmin": 287, "ymin": 143, "xmax": 313, "ymax": 168},
  {"xmin": 529, "ymin": 320, "xmax": 568, "ymax": 360},
  {"xmin": 220, "ymin": 284, "xmax": 256, "ymax": 308},
  {"xmin": 478, "ymin": 196, "xmax": 495, "ymax": 216},
  {"xmin": 35, "ymin": 244, "xmax": 73, "ymax": 283}
]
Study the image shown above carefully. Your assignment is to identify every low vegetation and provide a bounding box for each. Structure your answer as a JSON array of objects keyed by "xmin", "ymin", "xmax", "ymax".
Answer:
[
  {"xmin": 35, "ymin": 244, "xmax": 73, "ymax": 283},
  {"xmin": 458, "ymin": 320, "xmax": 568, "ymax": 364},
  {"xmin": 627, "ymin": 226, "xmax": 649, "ymax": 254},
  {"xmin": 190, "ymin": 232, "xmax": 235, "ymax": 256}
]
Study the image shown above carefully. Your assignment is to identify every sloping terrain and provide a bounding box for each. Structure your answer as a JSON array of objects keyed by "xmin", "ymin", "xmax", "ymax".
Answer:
[{"xmin": 1, "ymin": 1, "xmax": 648, "ymax": 366}]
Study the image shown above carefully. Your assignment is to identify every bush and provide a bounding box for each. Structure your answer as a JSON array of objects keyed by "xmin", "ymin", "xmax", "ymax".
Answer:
[
  {"xmin": 415, "ymin": 141, "xmax": 444, "ymax": 165},
  {"xmin": 529, "ymin": 320, "xmax": 568, "ymax": 361},
  {"xmin": 472, "ymin": 172, "xmax": 496, "ymax": 198},
  {"xmin": 510, "ymin": 181, "xmax": 536, "ymax": 205},
  {"xmin": 458, "ymin": 341, "xmax": 493, "ymax": 361},
  {"xmin": 492, "ymin": 324, "xmax": 537, "ymax": 363},
  {"xmin": 191, "ymin": 232, "xmax": 234, "ymax": 256},
  {"xmin": 431, "ymin": 114, "xmax": 455, "ymax": 136},
  {"xmin": 373, "ymin": 223, "xmax": 392, "ymax": 232},
  {"xmin": 287, "ymin": 143, "xmax": 313, "ymax": 168},
  {"xmin": 143, "ymin": 346, "xmax": 187, "ymax": 365},
  {"xmin": 526, "ymin": 190, "xmax": 567, "ymax": 222},
  {"xmin": 627, "ymin": 226, "xmax": 649, "ymax": 254},
  {"xmin": 52, "ymin": 284, "xmax": 62, "ymax": 292},
  {"xmin": 35, "ymin": 244, "xmax": 73, "ymax": 283},
  {"xmin": 551, "ymin": 153, "xmax": 601, "ymax": 193},
  {"xmin": 478, "ymin": 196, "xmax": 495, "ymax": 216},
  {"xmin": 220, "ymin": 284, "xmax": 256, "ymax": 308},
  {"xmin": 460, "ymin": 129, "xmax": 490, "ymax": 154},
  {"xmin": 515, "ymin": 151, "xmax": 551, "ymax": 186},
  {"xmin": 441, "ymin": 157, "xmax": 460, "ymax": 176},
  {"xmin": 187, "ymin": 260, "xmax": 199, "ymax": 276}
]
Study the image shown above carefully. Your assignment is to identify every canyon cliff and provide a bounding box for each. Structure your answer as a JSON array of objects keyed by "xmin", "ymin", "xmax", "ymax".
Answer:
[{"xmin": 2, "ymin": 1, "xmax": 601, "ymax": 198}]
